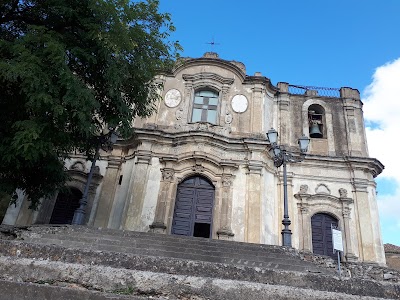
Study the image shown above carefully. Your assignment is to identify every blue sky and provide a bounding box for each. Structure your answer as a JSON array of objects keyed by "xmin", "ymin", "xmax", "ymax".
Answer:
[{"xmin": 160, "ymin": 0, "xmax": 400, "ymax": 245}]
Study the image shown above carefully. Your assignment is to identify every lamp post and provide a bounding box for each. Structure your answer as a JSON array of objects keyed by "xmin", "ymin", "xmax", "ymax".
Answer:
[
  {"xmin": 266, "ymin": 128, "xmax": 310, "ymax": 247},
  {"xmin": 72, "ymin": 128, "xmax": 118, "ymax": 225}
]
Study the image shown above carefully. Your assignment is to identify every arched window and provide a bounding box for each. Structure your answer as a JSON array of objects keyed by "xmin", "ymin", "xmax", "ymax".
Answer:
[
  {"xmin": 171, "ymin": 176, "xmax": 215, "ymax": 238},
  {"xmin": 49, "ymin": 187, "xmax": 82, "ymax": 224},
  {"xmin": 308, "ymin": 104, "xmax": 325, "ymax": 138},
  {"xmin": 191, "ymin": 90, "xmax": 219, "ymax": 124},
  {"xmin": 311, "ymin": 213, "xmax": 338, "ymax": 259}
]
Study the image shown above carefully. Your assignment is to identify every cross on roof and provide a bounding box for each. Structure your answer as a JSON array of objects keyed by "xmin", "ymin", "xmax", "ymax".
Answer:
[{"xmin": 205, "ymin": 37, "xmax": 220, "ymax": 51}]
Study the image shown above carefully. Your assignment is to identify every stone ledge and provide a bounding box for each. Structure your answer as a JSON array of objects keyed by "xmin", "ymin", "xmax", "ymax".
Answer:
[
  {"xmin": 0, "ymin": 257, "xmax": 398, "ymax": 300},
  {"xmin": 0, "ymin": 239, "xmax": 399, "ymax": 299}
]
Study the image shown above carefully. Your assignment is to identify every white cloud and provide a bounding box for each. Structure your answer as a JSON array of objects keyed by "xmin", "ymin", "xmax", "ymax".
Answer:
[
  {"xmin": 364, "ymin": 58, "xmax": 400, "ymax": 180},
  {"xmin": 363, "ymin": 58, "xmax": 400, "ymax": 244}
]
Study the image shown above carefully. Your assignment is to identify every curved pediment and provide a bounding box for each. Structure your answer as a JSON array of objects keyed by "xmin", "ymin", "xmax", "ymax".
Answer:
[{"xmin": 172, "ymin": 52, "xmax": 247, "ymax": 81}]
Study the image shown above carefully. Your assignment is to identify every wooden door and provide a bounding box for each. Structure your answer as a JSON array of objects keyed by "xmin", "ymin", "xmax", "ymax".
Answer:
[
  {"xmin": 49, "ymin": 188, "xmax": 82, "ymax": 224},
  {"xmin": 171, "ymin": 176, "xmax": 214, "ymax": 238},
  {"xmin": 311, "ymin": 213, "xmax": 338, "ymax": 259}
]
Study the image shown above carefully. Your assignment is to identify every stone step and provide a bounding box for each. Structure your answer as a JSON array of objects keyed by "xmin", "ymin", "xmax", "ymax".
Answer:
[
  {"xmin": 25, "ymin": 225, "xmax": 293, "ymax": 254},
  {"xmin": 0, "ymin": 280, "xmax": 149, "ymax": 300},
  {"xmin": 23, "ymin": 226, "xmax": 311, "ymax": 261},
  {"xmin": 25, "ymin": 232, "xmax": 311, "ymax": 264},
  {"xmin": 20, "ymin": 227, "xmax": 328, "ymax": 273},
  {"xmin": 23, "ymin": 237, "xmax": 314, "ymax": 272},
  {"xmin": 0, "ymin": 239, "xmax": 399, "ymax": 300}
]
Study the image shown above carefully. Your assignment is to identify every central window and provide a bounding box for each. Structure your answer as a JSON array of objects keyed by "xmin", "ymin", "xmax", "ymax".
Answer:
[{"xmin": 191, "ymin": 90, "xmax": 219, "ymax": 124}]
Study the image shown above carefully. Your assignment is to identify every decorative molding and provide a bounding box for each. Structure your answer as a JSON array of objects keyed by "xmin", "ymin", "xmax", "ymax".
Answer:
[
  {"xmin": 315, "ymin": 183, "xmax": 331, "ymax": 195},
  {"xmin": 174, "ymin": 122, "xmax": 231, "ymax": 135},
  {"xmin": 246, "ymin": 161, "xmax": 263, "ymax": 175},
  {"xmin": 217, "ymin": 228, "xmax": 234, "ymax": 239},
  {"xmin": 161, "ymin": 169, "xmax": 175, "ymax": 181},
  {"xmin": 224, "ymin": 111, "xmax": 233, "ymax": 124},
  {"xmin": 70, "ymin": 160, "xmax": 86, "ymax": 172},
  {"xmin": 338, "ymin": 188, "xmax": 348, "ymax": 198},
  {"xmin": 135, "ymin": 152, "xmax": 152, "ymax": 165},
  {"xmin": 175, "ymin": 107, "xmax": 184, "ymax": 120},
  {"xmin": 182, "ymin": 73, "xmax": 234, "ymax": 86},
  {"xmin": 222, "ymin": 175, "xmax": 233, "ymax": 187},
  {"xmin": 192, "ymin": 163, "xmax": 205, "ymax": 173},
  {"xmin": 299, "ymin": 184, "xmax": 309, "ymax": 194}
]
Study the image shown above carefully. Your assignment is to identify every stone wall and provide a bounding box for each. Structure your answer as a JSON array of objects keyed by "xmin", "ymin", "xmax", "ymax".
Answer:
[{"xmin": 385, "ymin": 244, "xmax": 400, "ymax": 271}]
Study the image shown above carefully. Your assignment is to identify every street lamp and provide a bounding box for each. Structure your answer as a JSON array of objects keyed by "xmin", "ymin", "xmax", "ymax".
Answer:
[
  {"xmin": 71, "ymin": 128, "xmax": 118, "ymax": 225},
  {"xmin": 266, "ymin": 128, "xmax": 310, "ymax": 247}
]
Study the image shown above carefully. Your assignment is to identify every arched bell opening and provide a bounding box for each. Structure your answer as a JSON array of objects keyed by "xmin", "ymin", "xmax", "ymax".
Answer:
[
  {"xmin": 49, "ymin": 187, "xmax": 82, "ymax": 224},
  {"xmin": 311, "ymin": 212, "xmax": 339, "ymax": 259},
  {"xmin": 308, "ymin": 104, "xmax": 325, "ymax": 138},
  {"xmin": 171, "ymin": 175, "xmax": 215, "ymax": 238}
]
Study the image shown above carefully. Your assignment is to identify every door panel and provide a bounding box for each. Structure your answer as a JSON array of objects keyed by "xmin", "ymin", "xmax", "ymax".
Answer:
[
  {"xmin": 171, "ymin": 176, "xmax": 215, "ymax": 237},
  {"xmin": 311, "ymin": 213, "xmax": 338, "ymax": 259},
  {"xmin": 50, "ymin": 188, "xmax": 82, "ymax": 225}
]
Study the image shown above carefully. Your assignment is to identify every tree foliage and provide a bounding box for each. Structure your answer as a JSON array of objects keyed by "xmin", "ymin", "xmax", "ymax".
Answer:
[{"xmin": 0, "ymin": 0, "xmax": 181, "ymax": 208}]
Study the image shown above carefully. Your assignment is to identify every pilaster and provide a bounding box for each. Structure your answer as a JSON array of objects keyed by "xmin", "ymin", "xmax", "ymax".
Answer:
[
  {"xmin": 122, "ymin": 151, "xmax": 152, "ymax": 230},
  {"xmin": 93, "ymin": 158, "xmax": 122, "ymax": 228},
  {"xmin": 250, "ymin": 85, "xmax": 264, "ymax": 134},
  {"xmin": 217, "ymin": 174, "xmax": 235, "ymax": 240},
  {"xmin": 150, "ymin": 167, "xmax": 175, "ymax": 234},
  {"xmin": 353, "ymin": 180, "xmax": 375, "ymax": 262},
  {"xmin": 245, "ymin": 161, "xmax": 263, "ymax": 243}
]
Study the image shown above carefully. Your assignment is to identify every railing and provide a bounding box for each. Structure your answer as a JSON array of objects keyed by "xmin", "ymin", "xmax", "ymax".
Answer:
[{"xmin": 288, "ymin": 84, "xmax": 341, "ymax": 98}]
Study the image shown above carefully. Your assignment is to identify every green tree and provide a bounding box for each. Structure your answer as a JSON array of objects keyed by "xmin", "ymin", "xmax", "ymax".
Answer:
[{"xmin": 0, "ymin": 0, "xmax": 181, "ymax": 209}]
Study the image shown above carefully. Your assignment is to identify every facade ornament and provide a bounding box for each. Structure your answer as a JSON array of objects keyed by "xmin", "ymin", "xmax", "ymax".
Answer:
[
  {"xmin": 315, "ymin": 183, "xmax": 331, "ymax": 195},
  {"xmin": 225, "ymin": 111, "xmax": 233, "ymax": 124},
  {"xmin": 300, "ymin": 206, "xmax": 309, "ymax": 214},
  {"xmin": 161, "ymin": 169, "xmax": 174, "ymax": 181},
  {"xmin": 222, "ymin": 176, "xmax": 233, "ymax": 187},
  {"xmin": 70, "ymin": 160, "xmax": 86, "ymax": 172},
  {"xmin": 339, "ymin": 188, "xmax": 348, "ymax": 198},
  {"xmin": 175, "ymin": 107, "xmax": 184, "ymax": 120},
  {"xmin": 192, "ymin": 164, "xmax": 205, "ymax": 172},
  {"xmin": 299, "ymin": 184, "xmax": 308, "ymax": 194},
  {"xmin": 342, "ymin": 207, "xmax": 351, "ymax": 218}
]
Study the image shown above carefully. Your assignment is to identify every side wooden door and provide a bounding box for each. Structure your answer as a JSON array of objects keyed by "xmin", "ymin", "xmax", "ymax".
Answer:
[{"xmin": 311, "ymin": 213, "xmax": 338, "ymax": 259}]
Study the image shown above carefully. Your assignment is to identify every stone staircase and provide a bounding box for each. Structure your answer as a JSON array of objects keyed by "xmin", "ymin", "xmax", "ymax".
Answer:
[
  {"xmin": 18, "ymin": 225, "xmax": 333, "ymax": 274},
  {"xmin": 0, "ymin": 225, "xmax": 399, "ymax": 300}
]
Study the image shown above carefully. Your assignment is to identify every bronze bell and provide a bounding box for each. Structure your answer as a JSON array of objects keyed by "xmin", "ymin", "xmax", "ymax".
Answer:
[{"xmin": 309, "ymin": 123, "xmax": 323, "ymax": 138}]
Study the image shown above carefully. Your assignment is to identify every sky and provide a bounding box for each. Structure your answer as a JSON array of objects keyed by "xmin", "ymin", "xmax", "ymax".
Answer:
[{"xmin": 159, "ymin": 0, "xmax": 400, "ymax": 245}]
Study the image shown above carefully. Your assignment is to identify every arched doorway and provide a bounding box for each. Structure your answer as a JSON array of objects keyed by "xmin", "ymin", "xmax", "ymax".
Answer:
[
  {"xmin": 311, "ymin": 213, "xmax": 338, "ymax": 259},
  {"xmin": 171, "ymin": 176, "xmax": 215, "ymax": 238},
  {"xmin": 49, "ymin": 187, "xmax": 82, "ymax": 224}
]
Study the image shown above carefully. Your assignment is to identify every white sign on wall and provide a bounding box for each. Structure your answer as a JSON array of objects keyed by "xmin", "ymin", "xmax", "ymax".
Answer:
[{"xmin": 332, "ymin": 228, "xmax": 343, "ymax": 252}]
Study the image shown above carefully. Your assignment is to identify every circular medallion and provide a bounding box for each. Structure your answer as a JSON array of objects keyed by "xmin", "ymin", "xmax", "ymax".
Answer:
[
  {"xmin": 164, "ymin": 89, "xmax": 181, "ymax": 108},
  {"xmin": 231, "ymin": 94, "xmax": 248, "ymax": 113}
]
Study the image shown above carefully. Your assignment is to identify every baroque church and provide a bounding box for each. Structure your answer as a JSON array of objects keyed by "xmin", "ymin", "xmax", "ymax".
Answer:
[{"xmin": 2, "ymin": 52, "xmax": 386, "ymax": 265}]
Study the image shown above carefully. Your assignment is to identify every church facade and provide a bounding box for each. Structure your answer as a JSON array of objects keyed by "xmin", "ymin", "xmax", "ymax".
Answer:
[{"xmin": 2, "ymin": 52, "xmax": 386, "ymax": 265}]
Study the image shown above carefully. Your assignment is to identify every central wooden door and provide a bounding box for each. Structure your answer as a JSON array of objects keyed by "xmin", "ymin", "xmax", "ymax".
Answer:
[
  {"xmin": 171, "ymin": 176, "xmax": 215, "ymax": 238},
  {"xmin": 49, "ymin": 188, "xmax": 82, "ymax": 224},
  {"xmin": 311, "ymin": 213, "xmax": 338, "ymax": 259}
]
